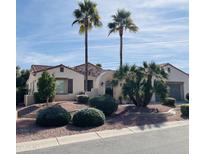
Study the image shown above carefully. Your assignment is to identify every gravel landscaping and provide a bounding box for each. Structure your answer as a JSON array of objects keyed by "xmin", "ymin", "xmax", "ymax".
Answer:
[
  {"xmin": 17, "ymin": 101, "xmax": 88, "ymax": 118},
  {"xmin": 16, "ymin": 102, "xmax": 185, "ymax": 143}
]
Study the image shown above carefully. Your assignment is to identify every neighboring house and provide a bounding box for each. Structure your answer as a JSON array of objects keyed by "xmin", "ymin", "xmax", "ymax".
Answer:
[{"xmin": 25, "ymin": 62, "xmax": 189, "ymax": 106}]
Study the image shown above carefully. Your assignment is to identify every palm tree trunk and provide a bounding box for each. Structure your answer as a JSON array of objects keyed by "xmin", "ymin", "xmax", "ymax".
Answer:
[
  {"xmin": 84, "ymin": 25, "xmax": 88, "ymax": 92},
  {"xmin": 120, "ymin": 32, "xmax": 123, "ymax": 68}
]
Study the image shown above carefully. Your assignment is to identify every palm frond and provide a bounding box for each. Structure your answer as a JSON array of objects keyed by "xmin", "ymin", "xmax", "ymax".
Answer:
[
  {"xmin": 73, "ymin": 0, "xmax": 102, "ymax": 32},
  {"xmin": 79, "ymin": 24, "xmax": 85, "ymax": 34},
  {"xmin": 72, "ymin": 20, "xmax": 79, "ymax": 26},
  {"xmin": 108, "ymin": 29, "xmax": 116, "ymax": 36},
  {"xmin": 73, "ymin": 9, "xmax": 83, "ymax": 19},
  {"xmin": 108, "ymin": 22, "xmax": 116, "ymax": 29},
  {"xmin": 108, "ymin": 9, "xmax": 139, "ymax": 34}
]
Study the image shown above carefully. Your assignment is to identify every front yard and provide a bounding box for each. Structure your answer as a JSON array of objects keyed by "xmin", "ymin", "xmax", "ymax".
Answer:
[{"xmin": 16, "ymin": 101, "xmax": 185, "ymax": 143}]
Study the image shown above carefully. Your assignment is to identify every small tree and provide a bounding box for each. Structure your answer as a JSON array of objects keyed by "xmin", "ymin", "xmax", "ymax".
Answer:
[
  {"xmin": 37, "ymin": 71, "xmax": 56, "ymax": 105},
  {"xmin": 96, "ymin": 63, "xmax": 102, "ymax": 68},
  {"xmin": 16, "ymin": 66, "xmax": 30, "ymax": 105}
]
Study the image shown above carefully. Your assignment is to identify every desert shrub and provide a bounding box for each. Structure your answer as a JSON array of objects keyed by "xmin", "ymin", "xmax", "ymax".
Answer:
[
  {"xmin": 162, "ymin": 97, "xmax": 176, "ymax": 107},
  {"xmin": 36, "ymin": 105, "xmax": 71, "ymax": 127},
  {"xmin": 186, "ymin": 93, "xmax": 189, "ymax": 101},
  {"xmin": 77, "ymin": 95, "xmax": 89, "ymax": 104},
  {"xmin": 89, "ymin": 95, "xmax": 118, "ymax": 116},
  {"xmin": 72, "ymin": 108, "xmax": 105, "ymax": 127},
  {"xmin": 180, "ymin": 104, "xmax": 189, "ymax": 117},
  {"xmin": 105, "ymin": 87, "xmax": 113, "ymax": 97}
]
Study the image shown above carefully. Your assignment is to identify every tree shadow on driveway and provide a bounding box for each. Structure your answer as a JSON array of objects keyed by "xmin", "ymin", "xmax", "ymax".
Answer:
[{"xmin": 106, "ymin": 105, "xmax": 170, "ymax": 130}]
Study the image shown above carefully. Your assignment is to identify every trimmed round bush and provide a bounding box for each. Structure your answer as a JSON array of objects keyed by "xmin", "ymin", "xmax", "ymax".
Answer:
[
  {"xmin": 180, "ymin": 104, "xmax": 189, "ymax": 117},
  {"xmin": 36, "ymin": 105, "xmax": 71, "ymax": 127},
  {"xmin": 162, "ymin": 97, "xmax": 176, "ymax": 107},
  {"xmin": 77, "ymin": 95, "xmax": 89, "ymax": 104},
  {"xmin": 89, "ymin": 95, "xmax": 118, "ymax": 116},
  {"xmin": 72, "ymin": 108, "xmax": 105, "ymax": 127}
]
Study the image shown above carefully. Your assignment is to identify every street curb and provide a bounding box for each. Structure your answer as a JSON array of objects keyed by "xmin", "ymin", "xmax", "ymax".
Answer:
[{"xmin": 16, "ymin": 120, "xmax": 188, "ymax": 153}]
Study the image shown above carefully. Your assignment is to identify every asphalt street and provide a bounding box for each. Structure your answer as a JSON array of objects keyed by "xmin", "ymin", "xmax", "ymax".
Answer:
[{"xmin": 17, "ymin": 125, "xmax": 189, "ymax": 154}]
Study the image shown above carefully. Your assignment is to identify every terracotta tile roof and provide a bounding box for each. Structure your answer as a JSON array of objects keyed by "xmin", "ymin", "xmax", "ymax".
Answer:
[
  {"xmin": 31, "ymin": 65, "xmax": 52, "ymax": 73},
  {"xmin": 73, "ymin": 62, "xmax": 103, "ymax": 77},
  {"xmin": 31, "ymin": 63, "xmax": 102, "ymax": 76}
]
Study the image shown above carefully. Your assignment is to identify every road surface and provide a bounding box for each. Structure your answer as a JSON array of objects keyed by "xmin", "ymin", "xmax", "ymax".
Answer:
[{"xmin": 17, "ymin": 125, "xmax": 188, "ymax": 154}]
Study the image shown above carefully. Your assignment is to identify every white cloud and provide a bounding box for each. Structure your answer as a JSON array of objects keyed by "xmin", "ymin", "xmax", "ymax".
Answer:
[
  {"xmin": 16, "ymin": 51, "xmax": 82, "ymax": 66},
  {"xmin": 16, "ymin": 0, "xmax": 189, "ymax": 71},
  {"xmin": 139, "ymin": 0, "xmax": 188, "ymax": 8}
]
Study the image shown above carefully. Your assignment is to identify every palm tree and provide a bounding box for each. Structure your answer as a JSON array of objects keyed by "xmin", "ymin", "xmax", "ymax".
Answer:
[
  {"xmin": 108, "ymin": 9, "xmax": 139, "ymax": 68},
  {"xmin": 72, "ymin": 0, "xmax": 102, "ymax": 91},
  {"xmin": 112, "ymin": 62, "xmax": 168, "ymax": 107}
]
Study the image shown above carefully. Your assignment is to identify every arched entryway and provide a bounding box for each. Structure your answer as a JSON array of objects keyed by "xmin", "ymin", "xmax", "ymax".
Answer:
[{"xmin": 105, "ymin": 80, "xmax": 113, "ymax": 96}]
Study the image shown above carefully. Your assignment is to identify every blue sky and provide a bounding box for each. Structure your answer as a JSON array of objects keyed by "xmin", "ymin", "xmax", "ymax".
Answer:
[{"xmin": 16, "ymin": 0, "xmax": 189, "ymax": 72}]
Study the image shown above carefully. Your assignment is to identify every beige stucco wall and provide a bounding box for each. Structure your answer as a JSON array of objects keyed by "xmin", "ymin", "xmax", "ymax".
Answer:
[
  {"xmin": 95, "ymin": 71, "xmax": 123, "ymax": 100},
  {"xmin": 151, "ymin": 64, "xmax": 189, "ymax": 102},
  {"xmin": 26, "ymin": 66, "xmax": 85, "ymax": 105},
  {"xmin": 28, "ymin": 66, "xmax": 84, "ymax": 94},
  {"xmin": 96, "ymin": 65, "xmax": 189, "ymax": 103},
  {"xmin": 24, "ymin": 95, "xmax": 35, "ymax": 106},
  {"xmin": 96, "ymin": 71, "xmax": 114, "ymax": 95},
  {"xmin": 165, "ymin": 65, "xmax": 189, "ymax": 99},
  {"xmin": 26, "ymin": 64, "xmax": 189, "ymax": 105}
]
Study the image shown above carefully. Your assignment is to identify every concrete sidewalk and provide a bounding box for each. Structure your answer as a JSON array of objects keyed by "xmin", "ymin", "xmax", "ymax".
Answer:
[{"xmin": 16, "ymin": 120, "xmax": 188, "ymax": 153}]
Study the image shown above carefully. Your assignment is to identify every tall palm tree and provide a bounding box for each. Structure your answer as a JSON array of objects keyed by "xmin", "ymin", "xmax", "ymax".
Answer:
[
  {"xmin": 72, "ymin": 0, "xmax": 102, "ymax": 91},
  {"xmin": 108, "ymin": 9, "xmax": 139, "ymax": 68}
]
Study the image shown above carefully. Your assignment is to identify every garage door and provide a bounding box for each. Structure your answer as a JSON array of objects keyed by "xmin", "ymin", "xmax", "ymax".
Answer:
[
  {"xmin": 155, "ymin": 82, "xmax": 184, "ymax": 101},
  {"xmin": 167, "ymin": 83, "xmax": 184, "ymax": 100}
]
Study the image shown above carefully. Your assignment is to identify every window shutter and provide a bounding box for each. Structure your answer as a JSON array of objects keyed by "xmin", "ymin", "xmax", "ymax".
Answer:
[{"xmin": 68, "ymin": 79, "xmax": 73, "ymax": 94}]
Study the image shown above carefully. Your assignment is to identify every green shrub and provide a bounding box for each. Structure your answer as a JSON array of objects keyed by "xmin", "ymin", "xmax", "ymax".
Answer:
[
  {"xmin": 34, "ymin": 92, "xmax": 54, "ymax": 104},
  {"xmin": 89, "ymin": 95, "xmax": 118, "ymax": 116},
  {"xmin": 16, "ymin": 88, "xmax": 27, "ymax": 105},
  {"xmin": 72, "ymin": 108, "xmax": 105, "ymax": 127},
  {"xmin": 180, "ymin": 104, "xmax": 189, "ymax": 117},
  {"xmin": 186, "ymin": 93, "xmax": 189, "ymax": 101},
  {"xmin": 105, "ymin": 87, "xmax": 113, "ymax": 97},
  {"xmin": 77, "ymin": 95, "xmax": 89, "ymax": 104},
  {"xmin": 36, "ymin": 105, "xmax": 71, "ymax": 127},
  {"xmin": 162, "ymin": 97, "xmax": 176, "ymax": 107},
  {"xmin": 37, "ymin": 71, "xmax": 56, "ymax": 103}
]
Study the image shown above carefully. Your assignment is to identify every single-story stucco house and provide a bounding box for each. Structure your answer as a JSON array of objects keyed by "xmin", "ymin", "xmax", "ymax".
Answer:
[{"xmin": 25, "ymin": 62, "xmax": 189, "ymax": 106}]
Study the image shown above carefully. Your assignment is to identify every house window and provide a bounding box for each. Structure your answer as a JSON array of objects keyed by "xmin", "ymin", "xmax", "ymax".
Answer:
[
  {"xmin": 56, "ymin": 79, "xmax": 66, "ymax": 94},
  {"xmin": 60, "ymin": 67, "xmax": 64, "ymax": 72},
  {"xmin": 85, "ymin": 80, "xmax": 93, "ymax": 91},
  {"xmin": 68, "ymin": 79, "xmax": 73, "ymax": 94},
  {"xmin": 167, "ymin": 67, "xmax": 171, "ymax": 73}
]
